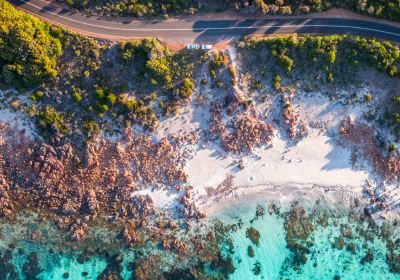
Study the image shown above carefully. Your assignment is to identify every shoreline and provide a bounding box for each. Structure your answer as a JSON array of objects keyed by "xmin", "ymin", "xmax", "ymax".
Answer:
[{"xmin": 204, "ymin": 182, "xmax": 365, "ymax": 215}]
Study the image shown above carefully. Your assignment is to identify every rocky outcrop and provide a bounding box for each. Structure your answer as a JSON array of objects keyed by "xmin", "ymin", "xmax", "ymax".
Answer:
[
  {"xmin": 210, "ymin": 102, "xmax": 274, "ymax": 153},
  {"xmin": 29, "ymin": 143, "xmax": 74, "ymax": 184},
  {"xmin": 284, "ymin": 207, "xmax": 314, "ymax": 269},
  {"xmin": 339, "ymin": 116, "xmax": 400, "ymax": 182},
  {"xmin": 179, "ymin": 190, "xmax": 206, "ymax": 219},
  {"xmin": 0, "ymin": 183, "xmax": 13, "ymax": 219},
  {"xmin": 246, "ymin": 227, "xmax": 260, "ymax": 245},
  {"xmin": 0, "ymin": 125, "xmax": 204, "ymax": 243},
  {"xmin": 70, "ymin": 220, "xmax": 88, "ymax": 242}
]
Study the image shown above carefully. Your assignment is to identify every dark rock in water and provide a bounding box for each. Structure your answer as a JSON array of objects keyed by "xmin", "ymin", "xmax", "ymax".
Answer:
[
  {"xmin": 252, "ymin": 261, "xmax": 261, "ymax": 276},
  {"xmin": 360, "ymin": 249, "xmax": 374, "ymax": 265},
  {"xmin": 332, "ymin": 235, "xmax": 345, "ymax": 250},
  {"xmin": 341, "ymin": 224, "xmax": 353, "ymax": 239},
  {"xmin": 211, "ymin": 254, "xmax": 236, "ymax": 276},
  {"xmin": 293, "ymin": 252, "xmax": 308, "ymax": 267},
  {"xmin": 363, "ymin": 207, "xmax": 372, "ymax": 218},
  {"xmin": 386, "ymin": 253, "xmax": 400, "ymax": 273},
  {"xmin": 380, "ymin": 222, "xmax": 394, "ymax": 240},
  {"xmin": 82, "ymin": 271, "xmax": 88, "ymax": 277},
  {"xmin": 62, "ymin": 272, "xmax": 69, "ymax": 278},
  {"xmin": 163, "ymin": 267, "xmax": 204, "ymax": 280},
  {"xmin": 316, "ymin": 209, "xmax": 329, "ymax": 227},
  {"xmin": 268, "ymin": 203, "xmax": 280, "ymax": 215},
  {"xmin": 284, "ymin": 207, "xmax": 314, "ymax": 270},
  {"xmin": 77, "ymin": 253, "xmax": 91, "ymax": 264},
  {"xmin": 247, "ymin": 246, "xmax": 255, "ymax": 258},
  {"xmin": 97, "ymin": 254, "xmax": 123, "ymax": 280},
  {"xmin": 334, "ymin": 275, "xmax": 341, "ymax": 280},
  {"xmin": 285, "ymin": 208, "xmax": 314, "ymax": 242},
  {"xmin": 0, "ymin": 250, "xmax": 18, "ymax": 280},
  {"xmin": 255, "ymin": 205, "xmax": 265, "ymax": 219},
  {"xmin": 230, "ymin": 224, "xmax": 238, "ymax": 232},
  {"xmin": 246, "ymin": 227, "xmax": 260, "ymax": 245},
  {"xmin": 131, "ymin": 255, "xmax": 164, "ymax": 280},
  {"xmin": 346, "ymin": 242, "xmax": 356, "ymax": 254},
  {"xmin": 23, "ymin": 252, "xmax": 42, "ymax": 280}
]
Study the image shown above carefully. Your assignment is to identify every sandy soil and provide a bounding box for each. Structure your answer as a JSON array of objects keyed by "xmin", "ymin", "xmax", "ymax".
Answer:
[
  {"xmin": 141, "ymin": 44, "xmax": 399, "ymax": 220},
  {"xmin": 0, "ymin": 90, "xmax": 36, "ymax": 139},
  {"xmin": 186, "ymin": 126, "xmax": 371, "ymax": 208}
]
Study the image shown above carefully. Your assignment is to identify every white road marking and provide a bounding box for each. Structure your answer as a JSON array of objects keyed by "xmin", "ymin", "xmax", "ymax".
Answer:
[{"xmin": 15, "ymin": 0, "xmax": 400, "ymax": 38}]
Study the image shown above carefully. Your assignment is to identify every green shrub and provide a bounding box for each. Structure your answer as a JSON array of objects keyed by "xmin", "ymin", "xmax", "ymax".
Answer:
[
  {"xmin": 38, "ymin": 106, "xmax": 70, "ymax": 135},
  {"xmin": 64, "ymin": 0, "xmax": 400, "ymax": 23},
  {"xmin": 273, "ymin": 74, "xmax": 282, "ymax": 90},
  {"xmin": 150, "ymin": 92, "xmax": 158, "ymax": 101},
  {"xmin": 388, "ymin": 65, "xmax": 398, "ymax": 76},
  {"xmin": 327, "ymin": 72, "xmax": 334, "ymax": 82},
  {"xmin": 106, "ymin": 93, "xmax": 117, "ymax": 105},
  {"xmin": 35, "ymin": 91, "xmax": 44, "ymax": 99},
  {"xmin": 146, "ymin": 57, "xmax": 172, "ymax": 85},
  {"xmin": 389, "ymin": 143, "xmax": 397, "ymax": 152},
  {"xmin": 364, "ymin": 94, "xmax": 373, "ymax": 102},
  {"xmin": 95, "ymin": 88, "xmax": 105, "ymax": 99},
  {"xmin": 0, "ymin": 0, "xmax": 62, "ymax": 87},
  {"xmin": 72, "ymin": 87, "xmax": 83, "ymax": 102},
  {"xmin": 210, "ymin": 69, "xmax": 217, "ymax": 79},
  {"xmin": 180, "ymin": 78, "xmax": 194, "ymax": 98},
  {"xmin": 83, "ymin": 119, "xmax": 100, "ymax": 135},
  {"xmin": 30, "ymin": 90, "xmax": 44, "ymax": 101},
  {"xmin": 278, "ymin": 54, "xmax": 294, "ymax": 74},
  {"xmin": 209, "ymin": 52, "xmax": 228, "ymax": 72},
  {"xmin": 100, "ymin": 104, "xmax": 109, "ymax": 112},
  {"xmin": 73, "ymin": 92, "xmax": 83, "ymax": 102}
]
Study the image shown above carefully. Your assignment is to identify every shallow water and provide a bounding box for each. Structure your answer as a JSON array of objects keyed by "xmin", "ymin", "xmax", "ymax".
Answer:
[
  {"xmin": 216, "ymin": 202, "xmax": 400, "ymax": 280},
  {"xmin": 1, "ymin": 201, "xmax": 399, "ymax": 280}
]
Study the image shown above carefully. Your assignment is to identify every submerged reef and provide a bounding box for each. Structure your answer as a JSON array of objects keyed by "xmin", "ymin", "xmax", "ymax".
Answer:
[{"xmin": 1, "ymin": 201, "xmax": 399, "ymax": 279}]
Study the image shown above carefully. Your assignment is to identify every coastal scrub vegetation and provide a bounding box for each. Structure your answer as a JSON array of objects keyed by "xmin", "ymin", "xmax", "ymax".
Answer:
[
  {"xmin": 41, "ymin": 35, "xmax": 199, "ymax": 139},
  {"xmin": 239, "ymin": 34, "xmax": 400, "ymax": 136},
  {"xmin": 1, "ymin": 0, "xmax": 200, "ymax": 141},
  {"xmin": 0, "ymin": 0, "xmax": 62, "ymax": 89},
  {"xmin": 61, "ymin": 0, "xmax": 400, "ymax": 22},
  {"xmin": 241, "ymin": 35, "xmax": 400, "ymax": 79},
  {"xmin": 2, "ymin": 0, "xmax": 400, "ymax": 143}
]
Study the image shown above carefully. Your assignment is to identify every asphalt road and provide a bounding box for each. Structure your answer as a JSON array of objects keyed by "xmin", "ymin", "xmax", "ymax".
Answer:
[{"xmin": 9, "ymin": 0, "xmax": 400, "ymax": 43}]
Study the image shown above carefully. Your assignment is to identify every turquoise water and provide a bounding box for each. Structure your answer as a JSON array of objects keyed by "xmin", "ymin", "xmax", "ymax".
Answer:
[
  {"xmin": 217, "ymin": 204, "xmax": 289, "ymax": 280},
  {"xmin": 215, "ymin": 201, "xmax": 400, "ymax": 280},
  {"xmin": 1, "ymin": 202, "xmax": 400, "ymax": 279},
  {"xmin": 10, "ymin": 241, "xmax": 109, "ymax": 279}
]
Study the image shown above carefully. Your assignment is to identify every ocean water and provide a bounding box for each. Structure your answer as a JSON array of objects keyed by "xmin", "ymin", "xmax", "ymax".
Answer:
[
  {"xmin": 1, "ymin": 201, "xmax": 400, "ymax": 280},
  {"xmin": 11, "ymin": 242, "xmax": 108, "ymax": 279},
  {"xmin": 216, "ymin": 201, "xmax": 400, "ymax": 280}
]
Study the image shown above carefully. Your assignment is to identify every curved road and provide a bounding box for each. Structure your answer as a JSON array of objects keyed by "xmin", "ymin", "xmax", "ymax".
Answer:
[{"xmin": 9, "ymin": 0, "xmax": 400, "ymax": 43}]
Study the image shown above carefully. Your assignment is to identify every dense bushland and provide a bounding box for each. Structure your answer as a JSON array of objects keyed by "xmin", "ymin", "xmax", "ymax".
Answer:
[
  {"xmin": 242, "ymin": 35, "xmax": 400, "ymax": 79},
  {"xmin": 0, "ymin": 0, "xmax": 62, "ymax": 89},
  {"xmin": 62, "ymin": 0, "xmax": 400, "ymax": 22},
  {"xmin": 1, "ymin": 0, "xmax": 198, "ymax": 140}
]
